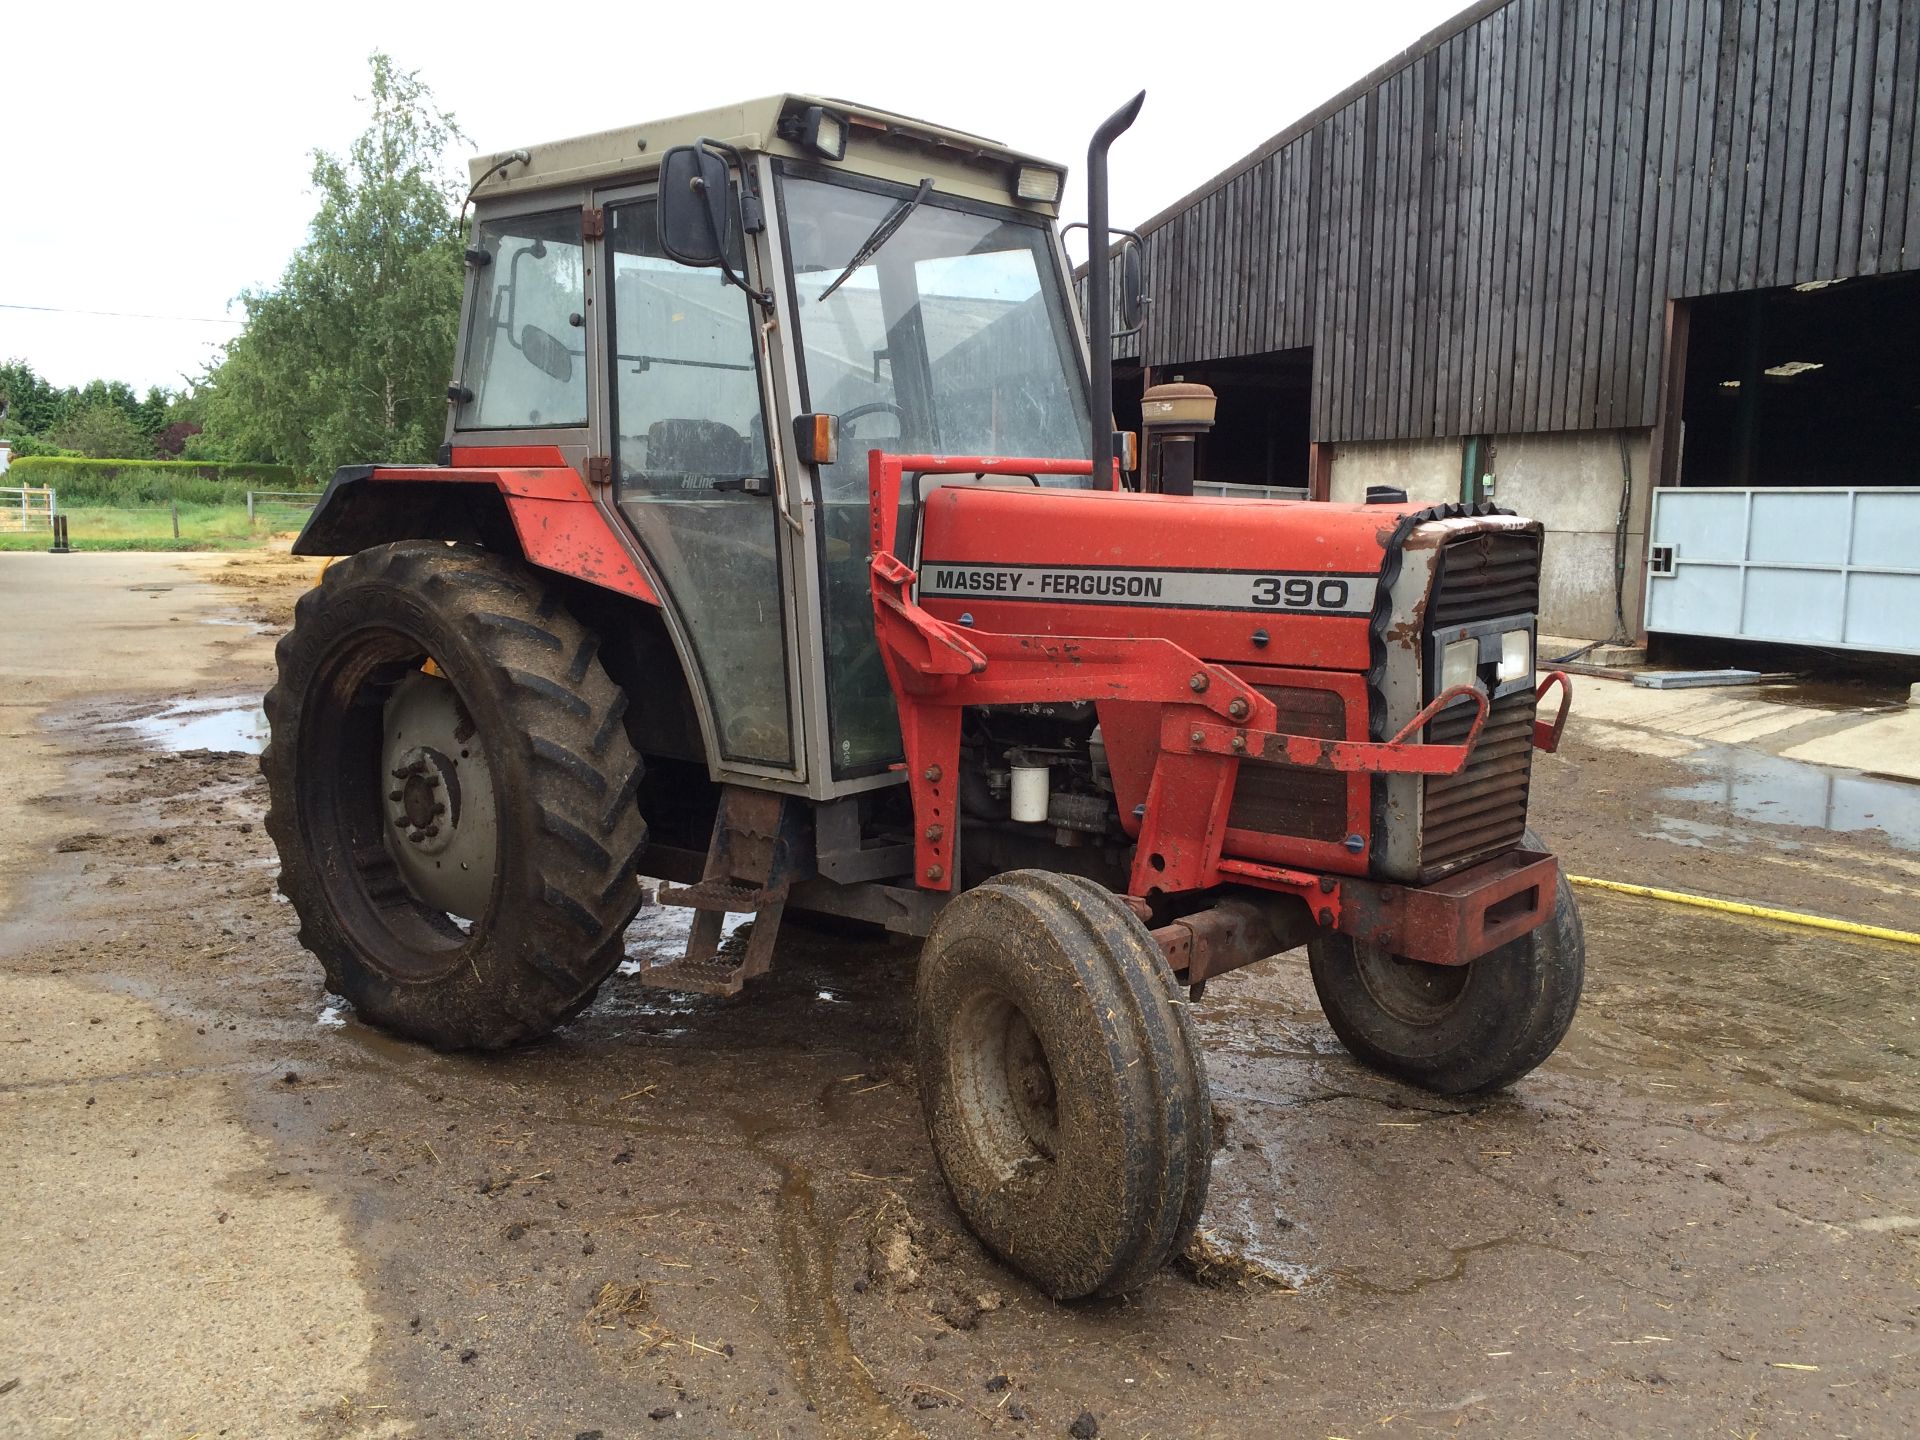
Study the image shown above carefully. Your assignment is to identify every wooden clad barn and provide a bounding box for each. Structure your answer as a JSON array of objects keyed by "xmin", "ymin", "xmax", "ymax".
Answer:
[{"xmin": 1100, "ymin": 0, "xmax": 1920, "ymax": 652}]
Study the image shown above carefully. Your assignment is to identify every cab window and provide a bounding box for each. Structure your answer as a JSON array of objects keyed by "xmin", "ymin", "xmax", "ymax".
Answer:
[{"xmin": 458, "ymin": 210, "xmax": 588, "ymax": 430}]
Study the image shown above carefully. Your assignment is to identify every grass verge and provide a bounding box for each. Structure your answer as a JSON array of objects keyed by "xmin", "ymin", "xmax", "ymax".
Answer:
[{"xmin": 0, "ymin": 503, "xmax": 310, "ymax": 551}]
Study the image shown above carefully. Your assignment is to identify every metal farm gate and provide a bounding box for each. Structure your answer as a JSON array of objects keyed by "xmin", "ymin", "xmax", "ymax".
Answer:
[
  {"xmin": 1645, "ymin": 487, "xmax": 1920, "ymax": 656},
  {"xmin": 0, "ymin": 486, "xmax": 56, "ymax": 533}
]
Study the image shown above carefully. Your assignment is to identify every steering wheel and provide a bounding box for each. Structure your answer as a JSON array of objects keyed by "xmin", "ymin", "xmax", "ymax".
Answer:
[{"xmin": 840, "ymin": 400, "xmax": 906, "ymax": 434}]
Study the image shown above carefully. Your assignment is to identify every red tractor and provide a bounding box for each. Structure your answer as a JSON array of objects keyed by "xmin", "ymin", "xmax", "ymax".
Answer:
[{"xmin": 265, "ymin": 93, "xmax": 1582, "ymax": 1299}]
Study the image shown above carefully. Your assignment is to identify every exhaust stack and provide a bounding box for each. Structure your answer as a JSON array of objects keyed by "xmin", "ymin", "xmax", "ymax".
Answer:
[{"xmin": 1085, "ymin": 91, "xmax": 1145, "ymax": 488}]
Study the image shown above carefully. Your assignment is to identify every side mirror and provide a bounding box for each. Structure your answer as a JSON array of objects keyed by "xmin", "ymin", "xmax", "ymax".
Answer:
[
  {"xmin": 519, "ymin": 324, "xmax": 573, "ymax": 383},
  {"xmin": 1119, "ymin": 239, "xmax": 1145, "ymax": 334},
  {"xmin": 1064, "ymin": 221, "xmax": 1149, "ymax": 340},
  {"xmin": 658, "ymin": 144, "xmax": 731, "ymax": 268}
]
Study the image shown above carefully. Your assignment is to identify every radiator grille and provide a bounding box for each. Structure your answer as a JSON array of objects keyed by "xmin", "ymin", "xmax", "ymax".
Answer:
[
  {"xmin": 1427, "ymin": 530, "xmax": 1541, "ymax": 628},
  {"xmin": 1418, "ymin": 528, "xmax": 1542, "ymax": 878},
  {"xmin": 1226, "ymin": 685, "xmax": 1346, "ymax": 844},
  {"xmin": 1420, "ymin": 688, "xmax": 1536, "ymax": 877}
]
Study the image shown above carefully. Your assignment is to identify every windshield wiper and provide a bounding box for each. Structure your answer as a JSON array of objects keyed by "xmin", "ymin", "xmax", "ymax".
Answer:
[{"xmin": 817, "ymin": 178, "xmax": 933, "ymax": 302}]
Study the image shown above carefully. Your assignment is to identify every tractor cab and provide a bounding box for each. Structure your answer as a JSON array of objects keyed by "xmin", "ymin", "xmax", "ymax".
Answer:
[{"xmin": 447, "ymin": 96, "xmax": 1094, "ymax": 789}]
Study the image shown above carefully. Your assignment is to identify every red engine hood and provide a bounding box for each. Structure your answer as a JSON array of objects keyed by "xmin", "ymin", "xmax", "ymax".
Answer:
[{"xmin": 913, "ymin": 485, "xmax": 1423, "ymax": 672}]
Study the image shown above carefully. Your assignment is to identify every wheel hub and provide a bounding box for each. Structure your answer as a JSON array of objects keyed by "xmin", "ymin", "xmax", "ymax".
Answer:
[
  {"xmin": 389, "ymin": 747, "xmax": 461, "ymax": 851},
  {"xmin": 1354, "ymin": 941, "xmax": 1471, "ymax": 1026},
  {"xmin": 1003, "ymin": 1016, "xmax": 1059, "ymax": 1158},
  {"xmin": 951, "ymin": 992, "xmax": 1061, "ymax": 1177},
  {"xmin": 380, "ymin": 670, "xmax": 497, "ymax": 920}
]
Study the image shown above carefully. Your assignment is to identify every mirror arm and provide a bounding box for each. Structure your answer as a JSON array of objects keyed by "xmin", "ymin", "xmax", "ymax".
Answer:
[
  {"xmin": 1062, "ymin": 220, "xmax": 1151, "ymax": 340},
  {"xmin": 691, "ymin": 137, "xmax": 776, "ymax": 312}
]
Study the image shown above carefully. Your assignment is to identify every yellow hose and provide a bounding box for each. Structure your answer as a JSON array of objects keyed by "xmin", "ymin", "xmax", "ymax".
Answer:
[{"xmin": 1568, "ymin": 874, "xmax": 1920, "ymax": 948}]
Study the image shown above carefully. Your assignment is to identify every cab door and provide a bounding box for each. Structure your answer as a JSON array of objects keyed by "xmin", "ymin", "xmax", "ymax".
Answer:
[{"xmin": 597, "ymin": 193, "xmax": 799, "ymax": 773}]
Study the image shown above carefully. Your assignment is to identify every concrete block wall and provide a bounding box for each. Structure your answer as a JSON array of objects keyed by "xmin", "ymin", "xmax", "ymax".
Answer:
[
  {"xmin": 1326, "ymin": 439, "xmax": 1460, "ymax": 507},
  {"xmin": 1327, "ymin": 429, "xmax": 1651, "ymax": 642}
]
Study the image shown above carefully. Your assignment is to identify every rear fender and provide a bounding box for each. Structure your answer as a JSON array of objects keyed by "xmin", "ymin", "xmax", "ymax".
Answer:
[{"xmin": 294, "ymin": 458, "xmax": 660, "ymax": 606}]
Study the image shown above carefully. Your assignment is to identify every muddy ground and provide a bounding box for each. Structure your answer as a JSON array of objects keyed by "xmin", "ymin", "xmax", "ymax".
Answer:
[{"xmin": 1, "ymin": 551, "xmax": 1916, "ymax": 1439}]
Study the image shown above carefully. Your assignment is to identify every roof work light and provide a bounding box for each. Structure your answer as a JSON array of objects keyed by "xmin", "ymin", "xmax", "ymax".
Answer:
[{"xmin": 1013, "ymin": 165, "xmax": 1064, "ymax": 204}]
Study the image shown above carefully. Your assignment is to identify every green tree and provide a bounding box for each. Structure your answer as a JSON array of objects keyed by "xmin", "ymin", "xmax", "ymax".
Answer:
[
  {"xmin": 0, "ymin": 360, "xmax": 62, "ymax": 435},
  {"xmin": 49, "ymin": 403, "xmax": 150, "ymax": 459},
  {"xmin": 136, "ymin": 386, "xmax": 170, "ymax": 437},
  {"xmin": 201, "ymin": 54, "xmax": 467, "ymax": 476}
]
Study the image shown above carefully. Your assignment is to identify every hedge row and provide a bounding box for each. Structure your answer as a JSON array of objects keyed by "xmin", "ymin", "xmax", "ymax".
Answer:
[
  {"xmin": 6, "ymin": 456, "xmax": 315, "ymax": 508},
  {"xmin": 8, "ymin": 456, "xmax": 302, "ymax": 486}
]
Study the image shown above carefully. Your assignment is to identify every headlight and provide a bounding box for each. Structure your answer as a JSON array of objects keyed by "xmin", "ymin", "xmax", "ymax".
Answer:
[
  {"xmin": 1440, "ymin": 637, "xmax": 1480, "ymax": 693},
  {"xmin": 1497, "ymin": 628, "xmax": 1533, "ymax": 684}
]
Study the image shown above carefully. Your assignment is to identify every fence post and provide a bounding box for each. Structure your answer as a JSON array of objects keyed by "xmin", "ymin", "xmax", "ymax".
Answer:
[
  {"xmin": 247, "ymin": 491, "xmax": 255, "ymax": 524},
  {"xmin": 171, "ymin": 504, "xmax": 180, "ymax": 540}
]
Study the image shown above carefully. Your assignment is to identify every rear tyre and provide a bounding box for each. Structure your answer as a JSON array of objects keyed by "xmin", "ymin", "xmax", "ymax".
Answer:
[
  {"xmin": 914, "ymin": 870, "xmax": 1210, "ymax": 1299},
  {"xmin": 1307, "ymin": 831, "xmax": 1583, "ymax": 1094},
  {"xmin": 262, "ymin": 541, "xmax": 649, "ymax": 1051}
]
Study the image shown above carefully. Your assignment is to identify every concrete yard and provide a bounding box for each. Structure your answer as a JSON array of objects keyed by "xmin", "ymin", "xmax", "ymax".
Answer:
[{"xmin": 1, "ymin": 552, "xmax": 1916, "ymax": 1438}]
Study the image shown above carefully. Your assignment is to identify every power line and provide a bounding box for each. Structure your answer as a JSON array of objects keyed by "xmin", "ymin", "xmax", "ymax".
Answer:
[{"xmin": 0, "ymin": 301, "xmax": 245, "ymax": 327}]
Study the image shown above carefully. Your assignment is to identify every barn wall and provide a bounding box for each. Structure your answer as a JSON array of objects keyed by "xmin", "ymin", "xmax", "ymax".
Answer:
[
  {"xmin": 1121, "ymin": 0, "xmax": 1920, "ymax": 443},
  {"xmin": 1324, "ymin": 428, "xmax": 1650, "ymax": 639}
]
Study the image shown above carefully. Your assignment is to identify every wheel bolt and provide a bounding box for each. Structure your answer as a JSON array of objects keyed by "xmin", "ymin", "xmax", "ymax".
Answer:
[
  {"xmin": 432, "ymin": 802, "xmax": 446, "ymax": 816},
  {"xmin": 390, "ymin": 766, "xmax": 410, "ymax": 780},
  {"xmin": 422, "ymin": 824, "xmax": 439, "ymax": 838},
  {"xmin": 389, "ymin": 790, "xmax": 403, "ymax": 802}
]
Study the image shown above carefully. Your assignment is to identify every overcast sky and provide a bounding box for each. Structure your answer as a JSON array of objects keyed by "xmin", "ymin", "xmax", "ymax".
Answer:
[{"xmin": 4, "ymin": 0, "xmax": 1465, "ymax": 393}]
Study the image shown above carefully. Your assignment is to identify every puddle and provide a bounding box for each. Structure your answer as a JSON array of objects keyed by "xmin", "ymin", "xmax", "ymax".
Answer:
[
  {"xmin": 1752, "ymin": 679, "xmax": 1911, "ymax": 713},
  {"xmin": 1661, "ymin": 742, "xmax": 1920, "ymax": 852},
  {"xmin": 1184, "ymin": 1172, "xmax": 1319, "ymax": 1291},
  {"xmin": 200, "ymin": 616, "xmax": 270, "ymax": 635},
  {"xmin": 317, "ymin": 997, "xmax": 350, "ymax": 1029},
  {"xmin": 124, "ymin": 696, "xmax": 269, "ymax": 755},
  {"xmin": 1643, "ymin": 814, "xmax": 1805, "ymax": 852}
]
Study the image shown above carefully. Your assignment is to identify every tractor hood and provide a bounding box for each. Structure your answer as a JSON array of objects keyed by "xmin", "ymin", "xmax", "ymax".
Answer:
[{"xmin": 912, "ymin": 484, "xmax": 1540, "ymax": 675}]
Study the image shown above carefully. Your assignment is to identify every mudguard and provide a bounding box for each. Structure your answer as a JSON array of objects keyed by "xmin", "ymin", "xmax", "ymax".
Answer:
[{"xmin": 294, "ymin": 450, "xmax": 660, "ymax": 606}]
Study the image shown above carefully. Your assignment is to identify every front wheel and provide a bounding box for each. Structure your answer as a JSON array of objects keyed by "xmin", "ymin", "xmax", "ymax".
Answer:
[
  {"xmin": 1307, "ymin": 833, "xmax": 1584, "ymax": 1094},
  {"xmin": 262, "ymin": 542, "xmax": 649, "ymax": 1051},
  {"xmin": 914, "ymin": 871, "xmax": 1210, "ymax": 1299}
]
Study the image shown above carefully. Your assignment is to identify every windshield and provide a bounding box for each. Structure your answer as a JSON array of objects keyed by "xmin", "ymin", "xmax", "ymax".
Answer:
[
  {"xmin": 782, "ymin": 174, "xmax": 1091, "ymax": 498},
  {"xmin": 780, "ymin": 171, "xmax": 1091, "ymax": 776}
]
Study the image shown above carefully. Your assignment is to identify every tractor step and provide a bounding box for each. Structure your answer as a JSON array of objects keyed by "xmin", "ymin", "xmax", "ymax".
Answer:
[
  {"xmin": 631, "ymin": 949, "xmax": 755, "ymax": 998},
  {"xmin": 639, "ymin": 787, "xmax": 808, "ymax": 998},
  {"xmin": 632, "ymin": 905, "xmax": 778, "ymax": 999},
  {"xmin": 655, "ymin": 877, "xmax": 780, "ymax": 913}
]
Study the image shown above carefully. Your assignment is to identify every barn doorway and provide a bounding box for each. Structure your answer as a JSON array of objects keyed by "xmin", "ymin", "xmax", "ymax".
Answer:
[
  {"xmin": 1147, "ymin": 348, "xmax": 1313, "ymax": 495},
  {"xmin": 1646, "ymin": 272, "xmax": 1920, "ymax": 659}
]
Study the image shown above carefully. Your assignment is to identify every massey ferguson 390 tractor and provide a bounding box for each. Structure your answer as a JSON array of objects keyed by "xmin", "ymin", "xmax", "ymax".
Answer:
[{"xmin": 266, "ymin": 93, "xmax": 1583, "ymax": 1299}]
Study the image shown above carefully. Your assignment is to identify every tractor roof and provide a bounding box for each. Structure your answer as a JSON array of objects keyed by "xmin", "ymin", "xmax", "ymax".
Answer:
[{"xmin": 467, "ymin": 94, "xmax": 1067, "ymax": 216}]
